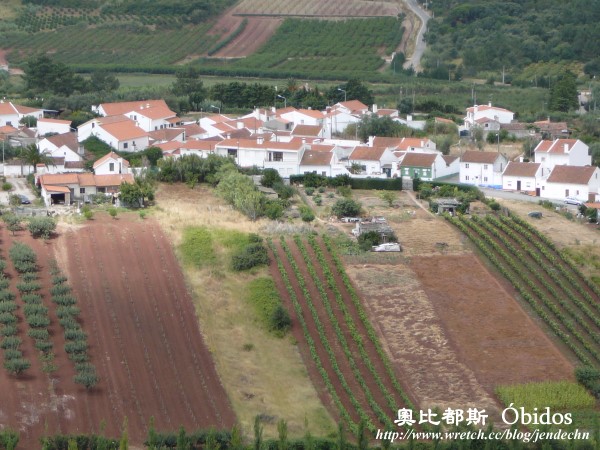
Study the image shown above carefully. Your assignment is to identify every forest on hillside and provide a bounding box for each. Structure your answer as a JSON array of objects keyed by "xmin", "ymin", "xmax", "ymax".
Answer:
[{"xmin": 420, "ymin": 0, "xmax": 600, "ymax": 81}]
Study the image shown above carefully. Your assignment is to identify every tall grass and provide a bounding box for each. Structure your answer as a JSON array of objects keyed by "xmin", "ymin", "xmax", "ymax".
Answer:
[
  {"xmin": 496, "ymin": 381, "xmax": 595, "ymax": 411},
  {"xmin": 180, "ymin": 227, "xmax": 217, "ymax": 269}
]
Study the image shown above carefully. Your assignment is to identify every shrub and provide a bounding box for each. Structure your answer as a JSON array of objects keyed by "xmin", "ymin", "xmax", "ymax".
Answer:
[
  {"xmin": 51, "ymin": 285, "xmax": 71, "ymax": 296},
  {"xmin": 260, "ymin": 168, "xmax": 282, "ymax": 188},
  {"xmin": 300, "ymin": 205, "xmax": 315, "ymax": 222},
  {"xmin": 52, "ymin": 275, "xmax": 68, "ymax": 285},
  {"xmin": 8, "ymin": 194, "xmax": 21, "ymax": 207},
  {"xmin": 26, "ymin": 314, "xmax": 51, "ymax": 328},
  {"xmin": 64, "ymin": 328, "xmax": 86, "ymax": 341},
  {"xmin": 4, "ymin": 358, "xmax": 30, "ymax": 375},
  {"xmin": 269, "ymin": 304, "xmax": 291, "ymax": 334},
  {"xmin": 27, "ymin": 328, "xmax": 49, "ymax": 340},
  {"xmin": 139, "ymin": 210, "xmax": 147, "ymax": 219},
  {"xmin": 108, "ymin": 207, "xmax": 118, "ymax": 219},
  {"xmin": 231, "ymin": 243, "xmax": 269, "ymax": 271},
  {"xmin": 23, "ymin": 304, "xmax": 48, "ymax": 316},
  {"xmin": 27, "ymin": 216, "xmax": 57, "ymax": 239},
  {"xmin": 1, "ymin": 336, "xmax": 22, "ymax": 350},
  {"xmin": 2, "ymin": 214, "xmax": 22, "ymax": 236},
  {"xmin": 488, "ymin": 200, "xmax": 501, "ymax": 211},
  {"xmin": 84, "ymin": 209, "xmax": 94, "ymax": 220},
  {"xmin": 318, "ymin": 187, "xmax": 326, "ymax": 193},
  {"xmin": 56, "ymin": 305, "xmax": 80, "ymax": 318},
  {"xmin": 68, "ymin": 352, "xmax": 89, "ymax": 363},
  {"xmin": 74, "ymin": 366, "xmax": 99, "ymax": 389},
  {"xmin": 65, "ymin": 340, "xmax": 88, "ymax": 354},
  {"xmin": 331, "ymin": 198, "xmax": 362, "ymax": 218},
  {"xmin": 22, "ymin": 293, "xmax": 42, "ymax": 304},
  {"xmin": 336, "ymin": 186, "xmax": 352, "ymax": 198},
  {"xmin": 9, "ymin": 242, "xmax": 37, "ymax": 273},
  {"xmin": 2, "ymin": 182, "xmax": 12, "ymax": 191},
  {"xmin": 34, "ymin": 340, "xmax": 53, "ymax": 353},
  {"xmin": 357, "ymin": 231, "xmax": 383, "ymax": 251},
  {"xmin": 273, "ymin": 183, "xmax": 294, "ymax": 200},
  {"xmin": 264, "ymin": 200, "xmax": 284, "ymax": 220},
  {"xmin": 313, "ymin": 195, "xmax": 322, "ymax": 206},
  {"xmin": 16, "ymin": 281, "xmax": 42, "ymax": 293},
  {"xmin": 305, "ymin": 187, "xmax": 315, "ymax": 196},
  {"xmin": 21, "ymin": 272, "xmax": 38, "ymax": 282},
  {"xmin": 0, "ymin": 312, "xmax": 17, "ymax": 325},
  {"xmin": 3, "ymin": 348, "xmax": 21, "ymax": 360},
  {"xmin": 0, "ymin": 301, "xmax": 17, "ymax": 313}
]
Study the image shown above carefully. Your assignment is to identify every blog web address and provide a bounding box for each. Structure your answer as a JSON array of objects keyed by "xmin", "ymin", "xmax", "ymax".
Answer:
[
  {"xmin": 376, "ymin": 428, "xmax": 590, "ymax": 444},
  {"xmin": 376, "ymin": 407, "xmax": 590, "ymax": 443}
]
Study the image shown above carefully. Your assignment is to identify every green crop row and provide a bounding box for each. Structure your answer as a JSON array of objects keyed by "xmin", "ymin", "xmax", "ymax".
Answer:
[
  {"xmin": 50, "ymin": 266, "xmax": 98, "ymax": 388},
  {"xmin": 449, "ymin": 216, "xmax": 593, "ymax": 366},
  {"xmin": 278, "ymin": 237, "xmax": 375, "ymax": 431},
  {"xmin": 306, "ymin": 234, "xmax": 413, "ymax": 419},
  {"xmin": 292, "ymin": 236, "xmax": 393, "ymax": 430},
  {"xmin": 474, "ymin": 216, "xmax": 600, "ymax": 353},
  {"xmin": 266, "ymin": 238, "xmax": 357, "ymax": 434},
  {"xmin": 486, "ymin": 215, "xmax": 600, "ymax": 330},
  {"xmin": 321, "ymin": 234, "xmax": 417, "ymax": 413}
]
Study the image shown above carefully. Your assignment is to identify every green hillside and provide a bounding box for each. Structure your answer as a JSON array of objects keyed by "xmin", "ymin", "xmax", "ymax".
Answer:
[
  {"xmin": 0, "ymin": 0, "xmax": 235, "ymax": 69},
  {"xmin": 421, "ymin": 0, "xmax": 600, "ymax": 82}
]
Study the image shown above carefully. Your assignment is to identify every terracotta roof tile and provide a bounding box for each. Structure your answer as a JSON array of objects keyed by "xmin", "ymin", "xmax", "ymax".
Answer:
[
  {"xmin": 300, "ymin": 150, "xmax": 333, "ymax": 166},
  {"xmin": 350, "ymin": 146, "xmax": 387, "ymax": 161},
  {"xmin": 547, "ymin": 165, "xmax": 598, "ymax": 185},
  {"xmin": 100, "ymin": 121, "xmax": 148, "ymax": 141},
  {"xmin": 503, "ymin": 162, "xmax": 541, "ymax": 177},
  {"xmin": 100, "ymin": 100, "xmax": 169, "ymax": 116},
  {"xmin": 399, "ymin": 153, "xmax": 437, "ymax": 167},
  {"xmin": 461, "ymin": 151, "xmax": 504, "ymax": 164}
]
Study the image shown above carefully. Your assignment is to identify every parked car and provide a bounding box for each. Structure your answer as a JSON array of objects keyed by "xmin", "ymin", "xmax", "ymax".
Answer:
[
  {"xmin": 372, "ymin": 242, "xmax": 402, "ymax": 252},
  {"xmin": 19, "ymin": 195, "xmax": 31, "ymax": 205},
  {"xmin": 564, "ymin": 197, "xmax": 583, "ymax": 206}
]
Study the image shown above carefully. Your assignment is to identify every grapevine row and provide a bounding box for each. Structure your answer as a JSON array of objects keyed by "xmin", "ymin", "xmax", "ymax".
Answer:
[
  {"xmin": 306, "ymin": 234, "xmax": 414, "ymax": 417},
  {"xmin": 266, "ymin": 238, "xmax": 358, "ymax": 434},
  {"xmin": 449, "ymin": 216, "xmax": 593, "ymax": 366},
  {"xmin": 292, "ymin": 236, "xmax": 393, "ymax": 429},
  {"xmin": 321, "ymin": 234, "xmax": 417, "ymax": 412},
  {"xmin": 279, "ymin": 237, "xmax": 375, "ymax": 431}
]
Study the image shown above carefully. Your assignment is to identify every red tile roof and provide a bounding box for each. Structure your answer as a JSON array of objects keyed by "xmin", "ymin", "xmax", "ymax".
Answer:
[
  {"xmin": 461, "ymin": 151, "xmax": 504, "ymax": 164},
  {"xmin": 100, "ymin": 121, "xmax": 148, "ymax": 141},
  {"xmin": 99, "ymin": 100, "xmax": 169, "ymax": 116},
  {"xmin": 503, "ymin": 162, "xmax": 541, "ymax": 177},
  {"xmin": 292, "ymin": 124, "xmax": 322, "ymax": 137},
  {"xmin": 350, "ymin": 146, "xmax": 387, "ymax": 161},
  {"xmin": 399, "ymin": 153, "xmax": 437, "ymax": 167},
  {"xmin": 546, "ymin": 165, "xmax": 598, "ymax": 185},
  {"xmin": 300, "ymin": 150, "xmax": 333, "ymax": 166},
  {"xmin": 93, "ymin": 151, "xmax": 130, "ymax": 169}
]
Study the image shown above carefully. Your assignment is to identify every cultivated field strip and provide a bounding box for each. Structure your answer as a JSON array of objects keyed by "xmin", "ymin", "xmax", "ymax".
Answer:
[
  {"xmin": 268, "ymin": 236, "xmax": 414, "ymax": 435},
  {"xmin": 61, "ymin": 219, "xmax": 235, "ymax": 444},
  {"xmin": 450, "ymin": 214, "xmax": 600, "ymax": 368}
]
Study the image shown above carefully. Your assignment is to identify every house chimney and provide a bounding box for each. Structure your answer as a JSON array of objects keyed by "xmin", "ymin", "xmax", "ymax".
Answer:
[
  {"xmin": 257, "ymin": 136, "xmax": 264, "ymax": 145},
  {"xmin": 488, "ymin": 101, "xmax": 492, "ymax": 107},
  {"xmin": 564, "ymin": 143, "xmax": 569, "ymax": 153},
  {"xmin": 237, "ymin": 121, "xmax": 243, "ymax": 129},
  {"xmin": 226, "ymin": 133, "xmax": 231, "ymax": 139},
  {"xmin": 78, "ymin": 145, "xmax": 84, "ymax": 155},
  {"xmin": 372, "ymin": 104, "xmax": 378, "ymax": 113},
  {"xmin": 420, "ymin": 140, "xmax": 424, "ymax": 147}
]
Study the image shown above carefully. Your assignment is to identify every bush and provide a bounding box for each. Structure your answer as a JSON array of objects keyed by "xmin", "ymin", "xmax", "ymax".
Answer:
[
  {"xmin": 4, "ymin": 358, "xmax": 30, "ymax": 375},
  {"xmin": 64, "ymin": 328, "xmax": 86, "ymax": 341},
  {"xmin": 2, "ymin": 214, "xmax": 22, "ymax": 236},
  {"xmin": 2, "ymin": 182, "xmax": 12, "ymax": 191},
  {"xmin": 272, "ymin": 182, "xmax": 294, "ymax": 200},
  {"xmin": 260, "ymin": 168, "xmax": 282, "ymax": 188},
  {"xmin": 22, "ymin": 293, "xmax": 42, "ymax": 304},
  {"xmin": 34, "ymin": 340, "xmax": 53, "ymax": 353},
  {"xmin": 231, "ymin": 243, "xmax": 269, "ymax": 271},
  {"xmin": 336, "ymin": 186, "xmax": 352, "ymax": 198},
  {"xmin": 9, "ymin": 242, "xmax": 37, "ymax": 273},
  {"xmin": 51, "ymin": 285, "xmax": 71, "ymax": 296},
  {"xmin": 331, "ymin": 199, "xmax": 362, "ymax": 218},
  {"xmin": 65, "ymin": 340, "xmax": 88, "ymax": 354},
  {"xmin": 314, "ymin": 195, "xmax": 322, "ymax": 206},
  {"xmin": 305, "ymin": 187, "xmax": 315, "ymax": 196},
  {"xmin": 56, "ymin": 305, "xmax": 80, "ymax": 318},
  {"xmin": 488, "ymin": 200, "xmax": 501, "ymax": 211},
  {"xmin": 23, "ymin": 303, "xmax": 48, "ymax": 316},
  {"xmin": 264, "ymin": 200, "xmax": 284, "ymax": 220},
  {"xmin": 269, "ymin": 304, "xmax": 291, "ymax": 334},
  {"xmin": 21, "ymin": 272, "xmax": 38, "ymax": 282},
  {"xmin": 1, "ymin": 336, "xmax": 22, "ymax": 350},
  {"xmin": 357, "ymin": 231, "xmax": 382, "ymax": 251},
  {"xmin": 349, "ymin": 178, "xmax": 402, "ymax": 190},
  {"xmin": 74, "ymin": 366, "xmax": 99, "ymax": 389},
  {"xmin": 0, "ymin": 301, "xmax": 17, "ymax": 313},
  {"xmin": 26, "ymin": 314, "xmax": 51, "ymax": 328},
  {"xmin": 84, "ymin": 210, "xmax": 94, "ymax": 220},
  {"xmin": 27, "ymin": 328, "xmax": 49, "ymax": 340},
  {"xmin": 300, "ymin": 205, "xmax": 315, "ymax": 222},
  {"xmin": 16, "ymin": 281, "xmax": 42, "ymax": 293},
  {"xmin": 0, "ymin": 312, "xmax": 17, "ymax": 325},
  {"xmin": 28, "ymin": 216, "xmax": 57, "ymax": 239},
  {"xmin": 108, "ymin": 207, "xmax": 118, "ymax": 219},
  {"xmin": 0, "ymin": 324, "xmax": 17, "ymax": 337}
]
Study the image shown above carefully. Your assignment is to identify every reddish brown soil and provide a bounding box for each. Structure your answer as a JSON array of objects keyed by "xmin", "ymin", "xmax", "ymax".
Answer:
[
  {"xmin": 269, "ymin": 238, "xmax": 412, "ymax": 431},
  {"xmin": 0, "ymin": 215, "xmax": 235, "ymax": 449},
  {"xmin": 410, "ymin": 254, "xmax": 575, "ymax": 391},
  {"xmin": 208, "ymin": 15, "xmax": 282, "ymax": 58}
]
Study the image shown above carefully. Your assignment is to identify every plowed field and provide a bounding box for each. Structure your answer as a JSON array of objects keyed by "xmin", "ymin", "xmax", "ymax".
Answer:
[{"xmin": 0, "ymin": 215, "xmax": 235, "ymax": 449}]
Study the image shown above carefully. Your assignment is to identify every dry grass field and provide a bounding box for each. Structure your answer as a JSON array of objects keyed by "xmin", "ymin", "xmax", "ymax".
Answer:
[{"xmin": 151, "ymin": 184, "xmax": 335, "ymax": 439}]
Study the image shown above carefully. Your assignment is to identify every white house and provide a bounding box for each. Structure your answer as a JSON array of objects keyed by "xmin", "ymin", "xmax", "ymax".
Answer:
[
  {"xmin": 214, "ymin": 137, "xmax": 307, "ymax": 177},
  {"xmin": 38, "ymin": 172, "xmax": 135, "ymax": 206},
  {"xmin": 0, "ymin": 102, "xmax": 44, "ymax": 128},
  {"xmin": 91, "ymin": 120, "xmax": 149, "ymax": 152},
  {"xmin": 348, "ymin": 146, "xmax": 398, "ymax": 178},
  {"xmin": 534, "ymin": 139, "xmax": 591, "ymax": 176},
  {"xmin": 279, "ymin": 108, "xmax": 325, "ymax": 128},
  {"xmin": 36, "ymin": 118, "xmax": 72, "ymax": 137},
  {"xmin": 77, "ymin": 115, "xmax": 132, "ymax": 142},
  {"xmin": 299, "ymin": 149, "xmax": 350, "ymax": 177},
  {"xmin": 93, "ymin": 99, "xmax": 171, "ymax": 118},
  {"xmin": 543, "ymin": 165, "xmax": 600, "ymax": 203},
  {"xmin": 324, "ymin": 108, "xmax": 360, "ymax": 136},
  {"xmin": 464, "ymin": 103, "xmax": 514, "ymax": 130},
  {"xmin": 502, "ymin": 162, "xmax": 543, "ymax": 194},
  {"xmin": 93, "ymin": 151, "xmax": 131, "ymax": 175},
  {"xmin": 398, "ymin": 153, "xmax": 458, "ymax": 181},
  {"xmin": 333, "ymin": 100, "xmax": 369, "ymax": 116},
  {"xmin": 38, "ymin": 133, "xmax": 82, "ymax": 161},
  {"xmin": 459, "ymin": 151, "xmax": 508, "ymax": 188},
  {"xmin": 124, "ymin": 104, "xmax": 178, "ymax": 132}
]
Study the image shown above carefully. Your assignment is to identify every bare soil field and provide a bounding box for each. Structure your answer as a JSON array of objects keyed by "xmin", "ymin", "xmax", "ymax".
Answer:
[
  {"xmin": 0, "ymin": 214, "xmax": 236, "ymax": 449},
  {"xmin": 337, "ymin": 191, "xmax": 575, "ymax": 419},
  {"xmin": 212, "ymin": 17, "xmax": 283, "ymax": 58}
]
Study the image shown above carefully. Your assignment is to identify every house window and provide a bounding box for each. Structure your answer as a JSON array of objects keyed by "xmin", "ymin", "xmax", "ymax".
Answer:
[
  {"xmin": 270, "ymin": 152, "xmax": 283, "ymax": 162},
  {"xmin": 404, "ymin": 168, "xmax": 409, "ymax": 174},
  {"xmin": 123, "ymin": 143, "xmax": 128, "ymax": 149},
  {"xmin": 507, "ymin": 181, "xmax": 512, "ymax": 186},
  {"xmin": 80, "ymin": 188, "xmax": 85, "ymax": 194},
  {"xmin": 541, "ymin": 157, "xmax": 545, "ymax": 161},
  {"xmin": 6, "ymin": 121, "xmax": 11, "ymax": 126},
  {"xmin": 465, "ymin": 176, "xmax": 470, "ymax": 180},
  {"xmin": 483, "ymin": 164, "xmax": 488, "ymax": 170},
  {"xmin": 322, "ymin": 171, "xmax": 327, "ymax": 176},
  {"xmin": 228, "ymin": 149, "xmax": 237, "ymax": 158},
  {"xmin": 483, "ymin": 177, "xmax": 488, "ymax": 182},
  {"xmin": 92, "ymin": 123, "xmax": 95, "ymax": 128},
  {"xmin": 465, "ymin": 163, "xmax": 469, "ymax": 168},
  {"xmin": 361, "ymin": 165, "xmax": 366, "ymax": 172},
  {"xmin": 109, "ymin": 162, "xmax": 115, "ymax": 172}
]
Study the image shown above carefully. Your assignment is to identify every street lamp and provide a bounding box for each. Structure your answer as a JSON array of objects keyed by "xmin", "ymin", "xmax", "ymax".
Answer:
[
  {"xmin": 210, "ymin": 104, "xmax": 221, "ymax": 114},
  {"xmin": 337, "ymin": 87, "xmax": 347, "ymax": 102},
  {"xmin": 276, "ymin": 94, "xmax": 287, "ymax": 108}
]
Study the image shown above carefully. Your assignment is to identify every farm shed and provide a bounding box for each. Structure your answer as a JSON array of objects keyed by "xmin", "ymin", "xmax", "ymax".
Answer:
[{"xmin": 352, "ymin": 221, "xmax": 395, "ymax": 241}]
